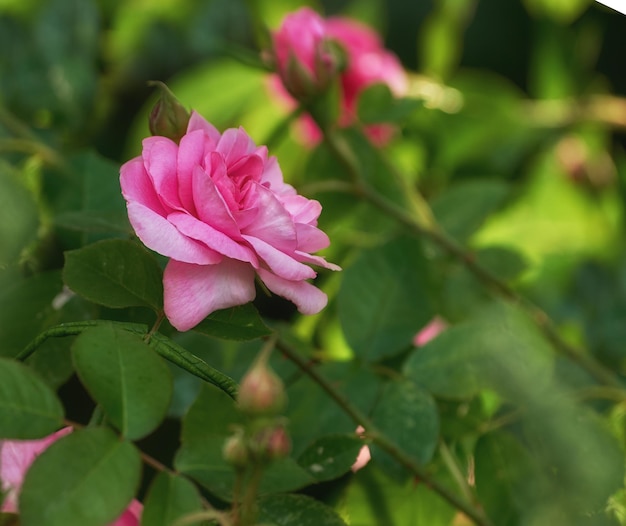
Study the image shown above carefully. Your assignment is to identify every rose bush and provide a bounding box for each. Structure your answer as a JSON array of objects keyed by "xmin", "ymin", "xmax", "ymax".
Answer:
[
  {"xmin": 0, "ymin": 429, "xmax": 142, "ymax": 525},
  {"xmin": 120, "ymin": 111, "xmax": 339, "ymax": 332},
  {"xmin": 270, "ymin": 7, "xmax": 407, "ymax": 145}
]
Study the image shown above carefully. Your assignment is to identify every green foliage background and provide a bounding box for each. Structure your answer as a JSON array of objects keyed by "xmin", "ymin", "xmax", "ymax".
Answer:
[{"xmin": 2, "ymin": 0, "xmax": 626, "ymax": 525}]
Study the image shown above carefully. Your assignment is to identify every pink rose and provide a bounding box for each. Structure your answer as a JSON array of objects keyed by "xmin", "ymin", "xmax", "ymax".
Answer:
[
  {"xmin": 0, "ymin": 428, "xmax": 142, "ymax": 525},
  {"xmin": 270, "ymin": 8, "xmax": 407, "ymax": 145},
  {"xmin": 272, "ymin": 7, "xmax": 339, "ymax": 99},
  {"xmin": 120, "ymin": 112, "xmax": 339, "ymax": 331},
  {"xmin": 413, "ymin": 316, "xmax": 447, "ymax": 347}
]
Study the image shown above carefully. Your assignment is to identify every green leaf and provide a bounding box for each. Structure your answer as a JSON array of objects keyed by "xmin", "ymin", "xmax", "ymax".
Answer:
[
  {"xmin": 370, "ymin": 380, "xmax": 439, "ymax": 480},
  {"xmin": 431, "ymin": 179, "xmax": 511, "ymax": 244},
  {"xmin": 338, "ymin": 235, "xmax": 433, "ymax": 361},
  {"xmin": 297, "ymin": 434, "xmax": 363, "ymax": 482},
  {"xmin": 63, "ymin": 239, "xmax": 164, "ymax": 311},
  {"xmin": 287, "ymin": 362, "xmax": 381, "ymax": 456},
  {"xmin": 175, "ymin": 385, "xmax": 314, "ymax": 500},
  {"xmin": 20, "ymin": 427, "xmax": 141, "ymax": 526},
  {"xmin": 344, "ymin": 466, "xmax": 456, "ymax": 526},
  {"xmin": 474, "ymin": 430, "xmax": 549, "ymax": 526},
  {"xmin": 72, "ymin": 325, "xmax": 173, "ymax": 440},
  {"xmin": 0, "ymin": 168, "xmax": 39, "ymax": 268},
  {"xmin": 0, "ymin": 358, "xmax": 64, "ymax": 439},
  {"xmin": 0, "ymin": 271, "xmax": 63, "ymax": 358},
  {"xmin": 404, "ymin": 302, "xmax": 554, "ymax": 401},
  {"xmin": 357, "ymin": 83, "xmax": 421, "ymax": 124},
  {"xmin": 141, "ymin": 472, "xmax": 203, "ymax": 526},
  {"xmin": 257, "ymin": 494, "xmax": 347, "ymax": 526},
  {"xmin": 193, "ymin": 304, "xmax": 271, "ymax": 341},
  {"xmin": 475, "ymin": 245, "xmax": 528, "ymax": 281}
]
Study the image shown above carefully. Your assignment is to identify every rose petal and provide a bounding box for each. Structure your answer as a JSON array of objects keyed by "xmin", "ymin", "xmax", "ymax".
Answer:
[
  {"xmin": 168, "ymin": 211, "xmax": 257, "ymax": 265},
  {"xmin": 1, "ymin": 427, "xmax": 73, "ymax": 514},
  {"xmin": 259, "ymin": 155, "xmax": 288, "ymax": 191},
  {"xmin": 177, "ymin": 129, "xmax": 207, "ymax": 213},
  {"xmin": 164, "ymin": 259, "xmax": 256, "ymax": 331},
  {"xmin": 111, "ymin": 500, "xmax": 142, "ymax": 526},
  {"xmin": 243, "ymin": 235, "xmax": 316, "ymax": 280},
  {"xmin": 120, "ymin": 158, "xmax": 166, "ymax": 216},
  {"xmin": 240, "ymin": 183, "xmax": 297, "ymax": 252},
  {"xmin": 186, "ymin": 111, "xmax": 222, "ymax": 145},
  {"xmin": 191, "ymin": 163, "xmax": 239, "ymax": 238},
  {"xmin": 279, "ymin": 194, "xmax": 322, "ymax": 224},
  {"xmin": 127, "ymin": 202, "xmax": 223, "ymax": 265},
  {"xmin": 143, "ymin": 137, "xmax": 182, "ymax": 211},
  {"xmin": 295, "ymin": 223, "xmax": 330, "ymax": 252},
  {"xmin": 216, "ymin": 127, "xmax": 257, "ymax": 167},
  {"xmin": 257, "ymin": 268, "xmax": 327, "ymax": 315},
  {"xmin": 294, "ymin": 250, "xmax": 341, "ymax": 271}
]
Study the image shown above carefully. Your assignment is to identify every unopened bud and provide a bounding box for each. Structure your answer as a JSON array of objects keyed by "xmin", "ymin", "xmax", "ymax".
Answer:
[
  {"xmin": 147, "ymin": 81, "xmax": 190, "ymax": 142},
  {"xmin": 238, "ymin": 352, "xmax": 286, "ymax": 417},
  {"xmin": 223, "ymin": 429, "xmax": 249, "ymax": 469},
  {"xmin": 250, "ymin": 424, "xmax": 291, "ymax": 463}
]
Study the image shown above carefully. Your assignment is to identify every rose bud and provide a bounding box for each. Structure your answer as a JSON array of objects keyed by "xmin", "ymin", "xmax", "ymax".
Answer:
[
  {"xmin": 222, "ymin": 430, "xmax": 249, "ymax": 469},
  {"xmin": 237, "ymin": 354, "xmax": 286, "ymax": 417},
  {"xmin": 250, "ymin": 424, "xmax": 291, "ymax": 463},
  {"xmin": 271, "ymin": 7, "xmax": 341, "ymax": 100},
  {"xmin": 147, "ymin": 81, "xmax": 191, "ymax": 143}
]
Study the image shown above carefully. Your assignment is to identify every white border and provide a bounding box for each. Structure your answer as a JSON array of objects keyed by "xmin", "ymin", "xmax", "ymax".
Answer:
[{"xmin": 595, "ymin": 0, "xmax": 626, "ymax": 15}]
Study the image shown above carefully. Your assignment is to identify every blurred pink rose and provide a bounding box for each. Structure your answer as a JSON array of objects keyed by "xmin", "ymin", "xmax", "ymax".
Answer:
[
  {"xmin": 413, "ymin": 316, "xmax": 447, "ymax": 347},
  {"xmin": 0, "ymin": 428, "xmax": 142, "ymax": 525},
  {"xmin": 272, "ymin": 7, "xmax": 339, "ymax": 99},
  {"xmin": 351, "ymin": 425, "xmax": 371, "ymax": 472},
  {"xmin": 270, "ymin": 8, "xmax": 407, "ymax": 145},
  {"xmin": 120, "ymin": 112, "xmax": 339, "ymax": 331}
]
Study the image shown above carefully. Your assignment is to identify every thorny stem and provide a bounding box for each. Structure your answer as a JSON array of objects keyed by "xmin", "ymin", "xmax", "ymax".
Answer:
[
  {"xmin": 319, "ymin": 129, "xmax": 623, "ymax": 390},
  {"xmin": 276, "ymin": 337, "xmax": 494, "ymax": 526}
]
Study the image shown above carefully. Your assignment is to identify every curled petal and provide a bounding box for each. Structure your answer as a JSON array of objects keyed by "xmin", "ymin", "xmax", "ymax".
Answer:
[
  {"xmin": 296, "ymin": 223, "xmax": 330, "ymax": 252},
  {"xmin": 294, "ymin": 250, "xmax": 342, "ymax": 271},
  {"xmin": 257, "ymin": 268, "xmax": 328, "ymax": 315},
  {"xmin": 164, "ymin": 259, "xmax": 256, "ymax": 331},
  {"xmin": 186, "ymin": 111, "xmax": 222, "ymax": 144},
  {"xmin": 191, "ymin": 164, "xmax": 239, "ymax": 238},
  {"xmin": 168, "ymin": 212, "xmax": 257, "ymax": 265},
  {"xmin": 127, "ymin": 202, "xmax": 223, "ymax": 265},
  {"xmin": 143, "ymin": 137, "xmax": 182, "ymax": 211},
  {"xmin": 241, "ymin": 183, "xmax": 297, "ymax": 252},
  {"xmin": 177, "ymin": 129, "xmax": 208, "ymax": 213},
  {"xmin": 216, "ymin": 127, "xmax": 257, "ymax": 167},
  {"xmin": 243, "ymin": 235, "xmax": 316, "ymax": 281},
  {"xmin": 120, "ymin": 158, "xmax": 166, "ymax": 216}
]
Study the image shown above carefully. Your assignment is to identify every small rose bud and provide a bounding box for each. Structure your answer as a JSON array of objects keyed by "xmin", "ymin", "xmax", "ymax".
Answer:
[
  {"xmin": 264, "ymin": 425, "xmax": 291, "ymax": 461},
  {"xmin": 250, "ymin": 424, "xmax": 291, "ymax": 463},
  {"xmin": 147, "ymin": 81, "xmax": 190, "ymax": 143},
  {"xmin": 223, "ymin": 429, "xmax": 249, "ymax": 469},
  {"xmin": 237, "ymin": 352, "xmax": 286, "ymax": 417}
]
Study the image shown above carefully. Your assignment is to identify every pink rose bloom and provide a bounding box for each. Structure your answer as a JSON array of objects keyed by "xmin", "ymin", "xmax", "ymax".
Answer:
[
  {"xmin": 0, "ymin": 428, "xmax": 142, "ymax": 525},
  {"xmin": 270, "ymin": 8, "xmax": 407, "ymax": 146},
  {"xmin": 272, "ymin": 7, "xmax": 338, "ymax": 99},
  {"xmin": 120, "ymin": 112, "xmax": 339, "ymax": 331}
]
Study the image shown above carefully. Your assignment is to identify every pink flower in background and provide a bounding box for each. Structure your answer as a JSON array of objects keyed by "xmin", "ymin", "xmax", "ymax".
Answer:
[
  {"xmin": 120, "ymin": 112, "xmax": 339, "ymax": 331},
  {"xmin": 413, "ymin": 316, "xmax": 448, "ymax": 347},
  {"xmin": 272, "ymin": 8, "xmax": 339, "ymax": 99},
  {"xmin": 351, "ymin": 425, "xmax": 371, "ymax": 472},
  {"xmin": 0, "ymin": 428, "xmax": 142, "ymax": 525},
  {"xmin": 270, "ymin": 8, "xmax": 408, "ymax": 145}
]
